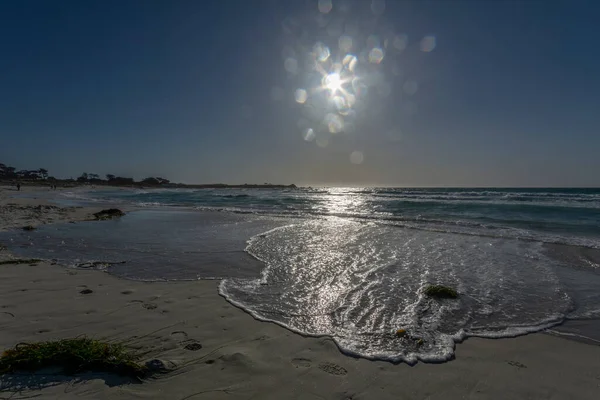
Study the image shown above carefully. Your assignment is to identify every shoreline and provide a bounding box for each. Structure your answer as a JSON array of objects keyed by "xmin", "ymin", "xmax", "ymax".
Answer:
[
  {"xmin": 2, "ymin": 260, "xmax": 600, "ymax": 399},
  {"xmin": 0, "ymin": 186, "xmax": 106, "ymax": 233},
  {"xmin": 1, "ymin": 187, "xmax": 600, "ymax": 398}
]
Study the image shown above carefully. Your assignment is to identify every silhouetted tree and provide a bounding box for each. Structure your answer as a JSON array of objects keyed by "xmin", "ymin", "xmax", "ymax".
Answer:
[
  {"xmin": 141, "ymin": 177, "xmax": 159, "ymax": 185},
  {"xmin": 106, "ymin": 174, "xmax": 115, "ymax": 181},
  {"xmin": 38, "ymin": 168, "xmax": 48, "ymax": 180},
  {"xmin": 0, "ymin": 163, "xmax": 15, "ymax": 179},
  {"xmin": 109, "ymin": 176, "xmax": 135, "ymax": 185},
  {"xmin": 16, "ymin": 170, "xmax": 41, "ymax": 180},
  {"xmin": 141, "ymin": 177, "xmax": 170, "ymax": 185},
  {"xmin": 77, "ymin": 173, "xmax": 89, "ymax": 182}
]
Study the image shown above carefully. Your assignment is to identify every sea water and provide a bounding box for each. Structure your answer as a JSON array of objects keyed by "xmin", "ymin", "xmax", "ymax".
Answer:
[{"xmin": 2, "ymin": 187, "xmax": 600, "ymax": 363}]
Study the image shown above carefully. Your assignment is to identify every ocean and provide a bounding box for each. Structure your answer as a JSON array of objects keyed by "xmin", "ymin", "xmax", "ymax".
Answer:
[{"xmin": 3, "ymin": 187, "xmax": 600, "ymax": 363}]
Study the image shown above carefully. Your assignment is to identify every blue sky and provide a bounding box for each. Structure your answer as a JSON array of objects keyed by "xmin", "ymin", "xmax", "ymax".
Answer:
[{"xmin": 1, "ymin": 0, "xmax": 599, "ymax": 186}]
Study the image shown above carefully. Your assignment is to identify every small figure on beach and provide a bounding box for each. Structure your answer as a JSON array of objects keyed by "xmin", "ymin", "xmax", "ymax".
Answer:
[{"xmin": 16, "ymin": 182, "xmax": 21, "ymax": 191}]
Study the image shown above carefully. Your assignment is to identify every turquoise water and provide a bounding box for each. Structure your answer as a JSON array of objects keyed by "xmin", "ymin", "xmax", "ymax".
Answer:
[
  {"xmin": 3, "ymin": 187, "xmax": 600, "ymax": 363},
  {"xmin": 66, "ymin": 187, "xmax": 600, "ymax": 248}
]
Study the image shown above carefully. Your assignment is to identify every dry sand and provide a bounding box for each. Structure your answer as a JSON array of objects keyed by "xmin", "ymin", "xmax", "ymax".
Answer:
[
  {"xmin": 1, "ymin": 187, "xmax": 600, "ymax": 399},
  {"xmin": 0, "ymin": 185, "xmax": 101, "ymax": 231}
]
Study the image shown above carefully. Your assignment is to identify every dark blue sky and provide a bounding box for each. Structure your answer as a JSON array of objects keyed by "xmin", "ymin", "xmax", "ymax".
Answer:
[{"xmin": 1, "ymin": 0, "xmax": 599, "ymax": 186}]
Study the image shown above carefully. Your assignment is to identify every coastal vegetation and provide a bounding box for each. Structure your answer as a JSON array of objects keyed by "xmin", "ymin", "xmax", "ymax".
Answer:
[
  {"xmin": 0, "ymin": 337, "xmax": 147, "ymax": 379},
  {"xmin": 0, "ymin": 258, "xmax": 42, "ymax": 265}
]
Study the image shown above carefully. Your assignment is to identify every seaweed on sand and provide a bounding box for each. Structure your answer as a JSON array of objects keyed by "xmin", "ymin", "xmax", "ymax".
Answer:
[
  {"xmin": 0, "ymin": 337, "xmax": 147, "ymax": 379},
  {"xmin": 423, "ymin": 284, "xmax": 459, "ymax": 299}
]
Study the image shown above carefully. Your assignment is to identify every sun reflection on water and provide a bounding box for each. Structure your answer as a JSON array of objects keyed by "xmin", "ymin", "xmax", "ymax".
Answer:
[{"xmin": 320, "ymin": 188, "xmax": 368, "ymax": 217}]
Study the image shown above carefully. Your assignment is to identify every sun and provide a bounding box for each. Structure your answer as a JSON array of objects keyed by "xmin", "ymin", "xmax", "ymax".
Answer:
[{"xmin": 323, "ymin": 73, "xmax": 342, "ymax": 93}]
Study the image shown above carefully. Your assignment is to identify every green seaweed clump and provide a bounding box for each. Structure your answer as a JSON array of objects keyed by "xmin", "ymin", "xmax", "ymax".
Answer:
[
  {"xmin": 424, "ymin": 284, "xmax": 458, "ymax": 299},
  {"xmin": 0, "ymin": 258, "xmax": 42, "ymax": 266},
  {"xmin": 93, "ymin": 209, "xmax": 125, "ymax": 221},
  {"xmin": 0, "ymin": 337, "xmax": 147, "ymax": 379}
]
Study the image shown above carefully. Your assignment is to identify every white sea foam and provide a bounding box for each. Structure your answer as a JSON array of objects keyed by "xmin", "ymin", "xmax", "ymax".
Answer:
[{"xmin": 220, "ymin": 219, "xmax": 576, "ymax": 363}]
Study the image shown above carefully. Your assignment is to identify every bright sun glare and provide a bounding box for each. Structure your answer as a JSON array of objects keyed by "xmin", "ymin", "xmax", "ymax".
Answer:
[{"xmin": 324, "ymin": 73, "xmax": 342, "ymax": 93}]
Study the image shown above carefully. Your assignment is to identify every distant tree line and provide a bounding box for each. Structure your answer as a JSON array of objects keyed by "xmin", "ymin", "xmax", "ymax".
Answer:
[
  {"xmin": 1, "ymin": 161, "xmax": 296, "ymax": 189},
  {"xmin": 0, "ymin": 163, "xmax": 51, "ymax": 181},
  {"xmin": 0, "ymin": 162, "xmax": 170, "ymax": 187}
]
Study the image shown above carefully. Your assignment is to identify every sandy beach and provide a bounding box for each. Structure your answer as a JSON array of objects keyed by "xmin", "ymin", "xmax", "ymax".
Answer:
[
  {"xmin": 1, "ymin": 187, "xmax": 600, "ymax": 399},
  {"xmin": 3, "ymin": 0, "xmax": 600, "ymax": 397}
]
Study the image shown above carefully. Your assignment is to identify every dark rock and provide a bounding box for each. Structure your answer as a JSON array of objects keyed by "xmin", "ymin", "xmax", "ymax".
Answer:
[
  {"xmin": 146, "ymin": 359, "xmax": 165, "ymax": 371},
  {"xmin": 80, "ymin": 289, "xmax": 93, "ymax": 294},
  {"xmin": 22, "ymin": 225, "xmax": 36, "ymax": 231},
  {"xmin": 93, "ymin": 209, "xmax": 125, "ymax": 221},
  {"xmin": 145, "ymin": 359, "xmax": 176, "ymax": 373}
]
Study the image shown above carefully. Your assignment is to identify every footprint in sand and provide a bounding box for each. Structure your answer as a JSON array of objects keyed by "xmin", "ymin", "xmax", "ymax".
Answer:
[
  {"xmin": 142, "ymin": 303, "xmax": 157, "ymax": 310},
  {"xmin": 121, "ymin": 290, "xmax": 133, "ymax": 295},
  {"xmin": 171, "ymin": 331, "xmax": 202, "ymax": 351},
  {"xmin": 291, "ymin": 358, "xmax": 312, "ymax": 368},
  {"xmin": 318, "ymin": 362, "xmax": 347, "ymax": 376},
  {"xmin": 183, "ymin": 340, "xmax": 203, "ymax": 351},
  {"xmin": 1, "ymin": 311, "xmax": 15, "ymax": 320}
]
